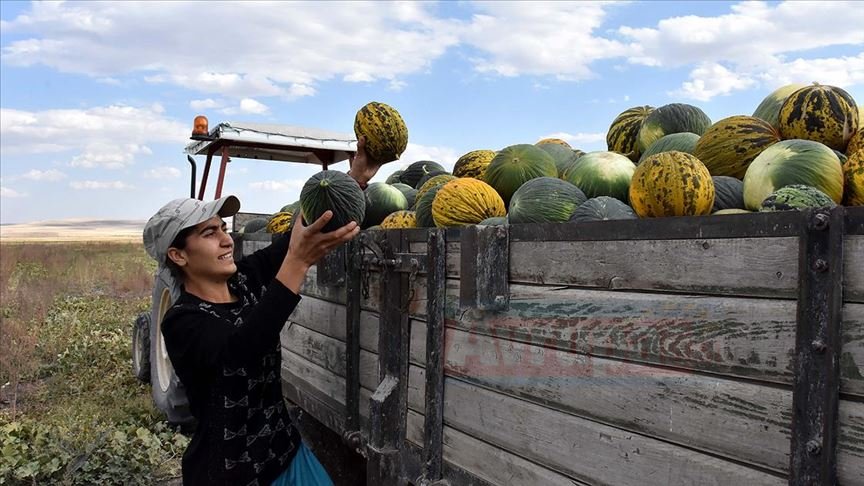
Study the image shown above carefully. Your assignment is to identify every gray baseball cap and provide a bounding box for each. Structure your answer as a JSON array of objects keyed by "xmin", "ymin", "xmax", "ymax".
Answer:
[{"xmin": 143, "ymin": 195, "xmax": 241, "ymax": 264}]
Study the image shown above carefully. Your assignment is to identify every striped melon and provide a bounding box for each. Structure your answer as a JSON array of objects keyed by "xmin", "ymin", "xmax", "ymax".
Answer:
[
  {"xmin": 536, "ymin": 138, "xmax": 572, "ymax": 148},
  {"xmin": 693, "ymin": 116, "xmax": 781, "ymax": 179},
  {"xmin": 453, "ymin": 150, "xmax": 496, "ymax": 179},
  {"xmin": 390, "ymin": 182, "xmax": 418, "ymax": 207},
  {"xmin": 847, "ymin": 129, "xmax": 863, "ymax": 156},
  {"xmin": 415, "ymin": 185, "xmax": 443, "ymax": 228},
  {"xmin": 484, "ymin": 144, "xmax": 557, "ymax": 206},
  {"xmin": 362, "ymin": 182, "xmax": 408, "ymax": 227},
  {"xmin": 415, "ymin": 174, "xmax": 457, "ymax": 208},
  {"xmin": 380, "ymin": 210, "xmax": 417, "ymax": 229},
  {"xmin": 712, "ymin": 209, "xmax": 752, "ymax": 215},
  {"xmin": 478, "ymin": 216, "xmax": 508, "ymax": 226},
  {"xmin": 300, "ymin": 170, "xmax": 367, "ymax": 232},
  {"xmin": 432, "ymin": 178, "xmax": 506, "ymax": 228},
  {"xmin": 760, "ymin": 184, "xmax": 836, "ymax": 212},
  {"xmin": 538, "ymin": 143, "xmax": 583, "ymax": 177},
  {"xmin": 562, "ymin": 151, "xmax": 636, "ymax": 202},
  {"xmin": 638, "ymin": 132, "xmax": 700, "ymax": 164},
  {"xmin": 607, "ymin": 105, "xmax": 654, "ymax": 162},
  {"xmin": 508, "ymin": 177, "xmax": 586, "ymax": 224},
  {"xmin": 637, "ymin": 103, "xmax": 712, "ymax": 154},
  {"xmin": 711, "ymin": 176, "xmax": 745, "ymax": 212},
  {"xmin": 844, "ymin": 150, "xmax": 864, "ymax": 206},
  {"xmin": 629, "ymin": 151, "xmax": 715, "ymax": 218},
  {"xmin": 266, "ymin": 212, "xmax": 294, "ymax": 234},
  {"xmin": 354, "ymin": 102, "xmax": 408, "ymax": 164},
  {"xmin": 569, "ymin": 196, "xmax": 637, "ymax": 223},
  {"xmin": 242, "ymin": 217, "xmax": 268, "ymax": 233},
  {"xmin": 385, "ymin": 170, "xmax": 404, "ymax": 184},
  {"xmin": 400, "ymin": 160, "xmax": 447, "ymax": 188},
  {"xmin": 752, "ymin": 83, "xmax": 806, "ymax": 131},
  {"xmin": 742, "ymin": 139, "xmax": 844, "ymax": 210},
  {"xmin": 778, "ymin": 83, "xmax": 859, "ymax": 151}
]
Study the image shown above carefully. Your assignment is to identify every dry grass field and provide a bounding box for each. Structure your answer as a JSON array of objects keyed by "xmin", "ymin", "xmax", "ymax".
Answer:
[{"xmin": 0, "ymin": 240, "xmax": 187, "ymax": 485}]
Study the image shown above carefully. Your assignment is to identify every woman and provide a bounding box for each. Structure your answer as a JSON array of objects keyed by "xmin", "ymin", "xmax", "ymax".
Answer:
[{"xmin": 142, "ymin": 140, "xmax": 380, "ymax": 485}]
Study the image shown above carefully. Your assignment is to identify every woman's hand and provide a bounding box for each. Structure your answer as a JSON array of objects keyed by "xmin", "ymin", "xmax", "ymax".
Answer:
[
  {"xmin": 277, "ymin": 211, "xmax": 360, "ymax": 293},
  {"xmin": 347, "ymin": 136, "xmax": 382, "ymax": 190}
]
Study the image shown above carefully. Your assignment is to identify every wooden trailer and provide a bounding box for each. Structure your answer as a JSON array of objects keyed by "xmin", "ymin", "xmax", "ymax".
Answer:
[{"xmin": 235, "ymin": 207, "xmax": 864, "ymax": 486}]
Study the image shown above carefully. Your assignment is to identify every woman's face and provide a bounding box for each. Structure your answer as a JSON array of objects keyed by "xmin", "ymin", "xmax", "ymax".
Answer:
[{"xmin": 171, "ymin": 216, "xmax": 236, "ymax": 282}]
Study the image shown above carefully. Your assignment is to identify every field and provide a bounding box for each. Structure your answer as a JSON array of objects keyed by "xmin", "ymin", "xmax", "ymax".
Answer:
[{"xmin": 0, "ymin": 241, "xmax": 188, "ymax": 485}]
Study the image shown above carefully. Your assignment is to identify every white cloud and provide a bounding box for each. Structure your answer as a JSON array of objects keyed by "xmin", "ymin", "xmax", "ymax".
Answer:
[
  {"xmin": 540, "ymin": 132, "xmax": 607, "ymax": 149},
  {"xmin": 190, "ymin": 98, "xmax": 222, "ymax": 111},
  {"xmin": 70, "ymin": 143, "xmax": 151, "ymax": 169},
  {"xmin": 144, "ymin": 167, "xmax": 182, "ymax": 179},
  {"xmin": 2, "ymin": 2, "xmax": 460, "ymax": 99},
  {"xmin": 619, "ymin": 1, "xmax": 864, "ymax": 99},
  {"xmin": 671, "ymin": 62, "xmax": 757, "ymax": 101},
  {"xmin": 239, "ymin": 98, "xmax": 269, "ymax": 115},
  {"xmin": 248, "ymin": 179, "xmax": 306, "ymax": 191},
  {"xmin": 69, "ymin": 180, "xmax": 133, "ymax": 190},
  {"xmin": 0, "ymin": 106, "xmax": 186, "ymax": 162},
  {"xmin": 20, "ymin": 169, "xmax": 66, "ymax": 181},
  {"xmin": 0, "ymin": 186, "xmax": 28, "ymax": 198},
  {"xmin": 461, "ymin": 2, "xmax": 628, "ymax": 80}
]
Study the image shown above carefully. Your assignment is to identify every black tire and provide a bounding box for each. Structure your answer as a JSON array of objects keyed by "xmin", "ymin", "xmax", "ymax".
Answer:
[
  {"xmin": 150, "ymin": 273, "xmax": 196, "ymax": 430},
  {"xmin": 132, "ymin": 313, "xmax": 151, "ymax": 383}
]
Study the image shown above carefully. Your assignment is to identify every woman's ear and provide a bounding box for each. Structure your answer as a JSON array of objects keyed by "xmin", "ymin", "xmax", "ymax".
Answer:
[{"xmin": 167, "ymin": 247, "xmax": 187, "ymax": 268}]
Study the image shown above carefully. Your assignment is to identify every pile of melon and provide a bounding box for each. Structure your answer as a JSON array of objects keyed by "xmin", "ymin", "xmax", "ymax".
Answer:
[{"xmin": 259, "ymin": 85, "xmax": 862, "ymax": 234}]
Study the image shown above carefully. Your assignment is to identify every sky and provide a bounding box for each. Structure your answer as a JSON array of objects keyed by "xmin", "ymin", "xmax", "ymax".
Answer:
[{"xmin": 1, "ymin": 0, "xmax": 863, "ymax": 225}]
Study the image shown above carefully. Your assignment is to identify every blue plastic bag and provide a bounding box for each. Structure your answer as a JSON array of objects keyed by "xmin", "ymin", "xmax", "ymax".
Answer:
[{"xmin": 270, "ymin": 442, "xmax": 334, "ymax": 486}]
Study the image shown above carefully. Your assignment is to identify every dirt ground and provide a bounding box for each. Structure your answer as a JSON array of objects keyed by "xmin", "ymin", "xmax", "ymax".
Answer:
[{"xmin": 0, "ymin": 218, "xmax": 146, "ymax": 242}]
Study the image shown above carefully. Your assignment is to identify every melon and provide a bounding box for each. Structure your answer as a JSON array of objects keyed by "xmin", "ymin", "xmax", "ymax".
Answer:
[
  {"xmin": 569, "ymin": 196, "xmax": 637, "ymax": 223},
  {"xmin": 638, "ymin": 132, "xmax": 700, "ymax": 164},
  {"xmin": 692, "ymin": 116, "xmax": 781, "ymax": 178},
  {"xmin": 400, "ymin": 160, "xmax": 447, "ymax": 188},
  {"xmin": 607, "ymin": 105, "xmax": 654, "ymax": 162},
  {"xmin": 637, "ymin": 103, "xmax": 712, "ymax": 154},
  {"xmin": 279, "ymin": 201, "xmax": 299, "ymax": 213},
  {"xmin": 742, "ymin": 139, "xmax": 844, "ymax": 210},
  {"xmin": 380, "ymin": 210, "xmax": 417, "ymax": 229},
  {"xmin": 844, "ymin": 150, "xmax": 864, "ymax": 206},
  {"xmin": 453, "ymin": 150, "xmax": 496, "ymax": 179},
  {"xmin": 432, "ymin": 178, "xmax": 506, "ymax": 228},
  {"xmin": 385, "ymin": 170, "xmax": 404, "ymax": 184},
  {"xmin": 629, "ymin": 151, "xmax": 715, "ymax": 218},
  {"xmin": 415, "ymin": 174, "xmax": 457, "ymax": 208},
  {"xmin": 711, "ymin": 176, "xmax": 745, "ymax": 212},
  {"xmin": 354, "ymin": 101, "xmax": 408, "ymax": 164},
  {"xmin": 847, "ymin": 129, "xmax": 863, "ymax": 156},
  {"xmin": 484, "ymin": 144, "xmax": 557, "ymax": 206},
  {"xmin": 752, "ymin": 83, "xmax": 807, "ymax": 131},
  {"xmin": 390, "ymin": 182, "xmax": 418, "ymax": 207},
  {"xmin": 415, "ymin": 185, "xmax": 443, "ymax": 228},
  {"xmin": 536, "ymin": 138, "xmax": 571, "ymax": 148},
  {"xmin": 299, "ymin": 170, "xmax": 366, "ymax": 232},
  {"xmin": 508, "ymin": 177, "xmax": 586, "ymax": 224},
  {"xmin": 241, "ymin": 217, "xmax": 269, "ymax": 233},
  {"xmin": 712, "ymin": 209, "xmax": 752, "ymax": 215},
  {"xmin": 538, "ymin": 143, "xmax": 583, "ymax": 178},
  {"xmin": 266, "ymin": 212, "xmax": 294, "ymax": 234},
  {"xmin": 416, "ymin": 170, "xmax": 451, "ymax": 190},
  {"xmin": 362, "ymin": 182, "xmax": 408, "ymax": 228},
  {"xmin": 760, "ymin": 184, "xmax": 837, "ymax": 212},
  {"xmin": 561, "ymin": 151, "xmax": 636, "ymax": 202},
  {"xmin": 778, "ymin": 83, "xmax": 859, "ymax": 151},
  {"xmin": 478, "ymin": 216, "xmax": 508, "ymax": 226}
]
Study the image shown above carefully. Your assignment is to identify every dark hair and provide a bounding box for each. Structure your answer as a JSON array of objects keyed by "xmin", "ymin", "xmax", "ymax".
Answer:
[{"xmin": 164, "ymin": 225, "xmax": 196, "ymax": 280}]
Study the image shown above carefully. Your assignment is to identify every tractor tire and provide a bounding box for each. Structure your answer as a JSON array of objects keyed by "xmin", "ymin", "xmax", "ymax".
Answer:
[{"xmin": 132, "ymin": 313, "xmax": 151, "ymax": 383}]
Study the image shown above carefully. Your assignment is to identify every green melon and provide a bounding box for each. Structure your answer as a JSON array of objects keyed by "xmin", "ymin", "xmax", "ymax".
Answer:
[
  {"xmin": 536, "ymin": 138, "xmax": 571, "ymax": 148},
  {"xmin": 638, "ymin": 132, "xmax": 700, "ymax": 164},
  {"xmin": 712, "ymin": 209, "xmax": 752, "ymax": 215},
  {"xmin": 478, "ymin": 216, "xmax": 508, "ymax": 226},
  {"xmin": 300, "ymin": 170, "xmax": 366, "ymax": 232},
  {"xmin": 693, "ymin": 115, "xmax": 781, "ymax": 179},
  {"xmin": 607, "ymin": 105, "xmax": 654, "ymax": 162},
  {"xmin": 778, "ymin": 83, "xmax": 859, "ymax": 151},
  {"xmin": 241, "ymin": 217, "xmax": 269, "ymax": 233},
  {"xmin": 362, "ymin": 182, "xmax": 408, "ymax": 228},
  {"xmin": 833, "ymin": 150, "xmax": 848, "ymax": 166},
  {"xmin": 538, "ymin": 143, "xmax": 583, "ymax": 177},
  {"xmin": 759, "ymin": 184, "xmax": 837, "ymax": 212},
  {"xmin": 561, "ymin": 151, "xmax": 636, "ymax": 202},
  {"xmin": 569, "ymin": 196, "xmax": 637, "ymax": 223},
  {"xmin": 637, "ymin": 103, "xmax": 712, "ymax": 154},
  {"xmin": 453, "ymin": 150, "xmax": 496, "ymax": 179},
  {"xmin": 742, "ymin": 139, "xmax": 844, "ymax": 210},
  {"xmin": 279, "ymin": 201, "xmax": 299, "ymax": 213},
  {"xmin": 711, "ymin": 176, "xmax": 745, "ymax": 212},
  {"xmin": 415, "ymin": 174, "xmax": 457, "ymax": 208},
  {"xmin": 752, "ymin": 83, "xmax": 807, "ymax": 131},
  {"xmin": 508, "ymin": 177, "xmax": 586, "ymax": 224},
  {"xmin": 415, "ymin": 184, "xmax": 443, "ymax": 228},
  {"xmin": 385, "ymin": 170, "xmax": 405, "ymax": 184},
  {"xmin": 354, "ymin": 101, "xmax": 408, "ymax": 164},
  {"xmin": 400, "ymin": 160, "xmax": 447, "ymax": 188},
  {"xmin": 390, "ymin": 182, "xmax": 418, "ymax": 207},
  {"xmin": 415, "ymin": 169, "xmax": 451, "ymax": 190},
  {"xmin": 484, "ymin": 144, "xmax": 558, "ymax": 206}
]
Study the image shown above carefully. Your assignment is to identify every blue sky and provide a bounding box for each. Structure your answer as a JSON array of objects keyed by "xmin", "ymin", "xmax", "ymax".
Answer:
[{"xmin": 1, "ymin": 0, "xmax": 862, "ymax": 224}]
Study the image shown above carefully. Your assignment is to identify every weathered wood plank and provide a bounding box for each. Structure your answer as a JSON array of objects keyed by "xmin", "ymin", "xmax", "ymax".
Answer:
[
  {"xmin": 405, "ymin": 410, "xmax": 588, "ymax": 486},
  {"xmin": 281, "ymin": 323, "xmax": 379, "ymax": 387},
  {"xmin": 294, "ymin": 284, "xmax": 864, "ymax": 397},
  {"xmin": 847, "ymin": 235, "xmax": 864, "ymax": 303},
  {"xmin": 287, "ymin": 296, "xmax": 379, "ymax": 352},
  {"xmin": 405, "ymin": 367, "xmax": 785, "ymax": 486}
]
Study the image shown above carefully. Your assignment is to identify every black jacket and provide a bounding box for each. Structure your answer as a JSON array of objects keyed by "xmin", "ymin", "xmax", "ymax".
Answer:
[{"xmin": 162, "ymin": 234, "xmax": 302, "ymax": 486}]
